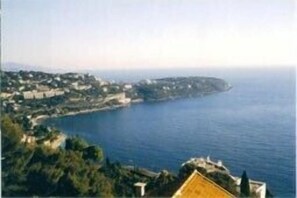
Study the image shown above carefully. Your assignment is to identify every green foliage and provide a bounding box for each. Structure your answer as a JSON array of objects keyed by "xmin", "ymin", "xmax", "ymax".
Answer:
[
  {"xmin": 65, "ymin": 136, "xmax": 88, "ymax": 151},
  {"xmin": 206, "ymin": 171, "xmax": 238, "ymax": 196},
  {"xmin": 19, "ymin": 115, "xmax": 32, "ymax": 131},
  {"xmin": 154, "ymin": 170, "xmax": 175, "ymax": 187},
  {"xmin": 240, "ymin": 170, "xmax": 250, "ymax": 197},
  {"xmin": 101, "ymin": 161, "xmax": 154, "ymax": 197},
  {"xmin": 1, "ymin": 115, "xmax": 23, "ymax": 154},
  {"xmin": 135, "ymin": 77, "xmax": 230, "ymax": 101},
  {"xmin": 1, "ymin": 116, "xmax": 114, "ymax": 197},
  {"xmin": 148, "ymin": 170, "xmax": 180, "ymax": 197},
  {"xmin": 83, "ymin": 145, "xmax": 104, "ymax": 162},
  {"xmin": 33, "ymin": 124, "xmax": 49, "ymax": 137},
  {"xmin": 178, "ymin": 163, "xmax": 207, "ymax": 180}
]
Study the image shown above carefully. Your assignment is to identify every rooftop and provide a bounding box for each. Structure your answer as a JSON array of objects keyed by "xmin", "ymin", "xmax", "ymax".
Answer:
[{"xmin": 172, "ymin": 170, "xmax": 235, "ymax": 198}]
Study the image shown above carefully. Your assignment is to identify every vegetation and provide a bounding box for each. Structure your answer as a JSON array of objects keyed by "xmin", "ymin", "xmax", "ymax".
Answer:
[
  {"xmin": 136, "ymin": 77, "xmax": 231, "ymax": 101},
  {"xmin": 240, "ymin": 170, "xmax": 251, "ymax": 197},
  {"xmin": 1, "ymin": 115, "xmax": 173, "ymax": 197},
  {"xmin": 1, "ymin": 116, "xmax": 113, "ymax": 197}
]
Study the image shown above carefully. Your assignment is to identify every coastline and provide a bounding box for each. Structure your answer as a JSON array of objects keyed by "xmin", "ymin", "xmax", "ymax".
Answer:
[
  {"xmin": 31, "ymin": 88, "xmax": 230, "ymax": 126},
  {"xmin": 29, "ymin": 88, "xmax": 231, "ymax": 149},
  {"xmin": 31, "ymin": 103, "xmax": 131, "ymax": 126},
  {"xmin": 30, "ymin": 103, "xmax": 131, "ymax": 149}
]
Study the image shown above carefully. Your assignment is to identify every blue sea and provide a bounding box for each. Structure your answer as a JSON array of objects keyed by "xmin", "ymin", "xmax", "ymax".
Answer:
[{"xmin": 43, "ymin": 67, "xmax": 296, "ymax": 197}]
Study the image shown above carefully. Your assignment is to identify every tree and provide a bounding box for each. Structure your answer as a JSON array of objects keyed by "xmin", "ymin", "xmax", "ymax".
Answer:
[
  {"xmin": 1, "ymin": 115, "xmax": 114, "ymax": 197},
  {"xmin": 1, "ymin": 116, "xmax": 30, "ymax": 196},
  {"xmin": 240, "ymin": 170, "xmax": 250, "ymax": 197},
  {"xmin": 1, "ymin": 115, "xmax": 23, "ymax": 154},
  {"xmin": 82, "ymin": 145, "xmax": 104, "ymax": 162},
  {"xmin": 33, "ymin": 125, "xmax": 49, "ymax": 137},
  {"xmin": 65, "ymin": 136, "xmax": 88, "ymax": 151}
]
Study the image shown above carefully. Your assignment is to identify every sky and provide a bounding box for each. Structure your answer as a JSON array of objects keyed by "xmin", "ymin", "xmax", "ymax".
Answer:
[{"xmin": 2, "ymin": 0, "xmax": 296, "ymax": 70}]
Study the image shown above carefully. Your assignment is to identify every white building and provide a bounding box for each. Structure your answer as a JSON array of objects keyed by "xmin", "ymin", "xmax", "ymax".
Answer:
[
  {"xmin": 0, "ymin": 92, "xmax": 12, "ymax": 99},
  {"xmin": 102, "ymin": 87, "xmax": 108, "ymax": 92},
  {"xmin": 44, "ymin": 91, "xmax": 55, "ymax": 98},
  {"xmin": 134, "ymin": 182, "xmax": 146, "ymax": 197},
  {"xmin": 124, "ymin": 84, "xmax": 133, "ymax": 90},
  {"xmin": 234, "ymin": 177, "xmax": 266, "ymax": 198},
  {"xmin": 55, "ymin": 90, "xmax": 65, "ymax": 96},
  {"xmin": 182, "ymin": 156, "xmax": 230, "ymax": 174},
  {"xmin": 34, "ymin": 92, "xmax": 44, "ymax": 99},
  {"xmin": 182, "ymin": 157, "xmax": 267, "ymax": 198},
  {"xmin": 37, "ymin": 85, "xmax": 50, "ymax": 91},
  {"xmin": 23, "ymin": 91, "xmax": 35, "ymax": 99}
]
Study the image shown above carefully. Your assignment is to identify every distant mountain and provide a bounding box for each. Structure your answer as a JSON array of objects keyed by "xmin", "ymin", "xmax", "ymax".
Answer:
[
  {"xmin": 1, "ymin": 62, "xmax": 49, "ymax": 72},
  {"xmin": 1, "ymin": 62, "xmax": 73, "ymax": 73}
]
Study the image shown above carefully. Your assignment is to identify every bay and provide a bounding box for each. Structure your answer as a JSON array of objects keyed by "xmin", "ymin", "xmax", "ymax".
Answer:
[{"xmin": 43, "ymin": 67, "xmax": 296, "ymax": 197}]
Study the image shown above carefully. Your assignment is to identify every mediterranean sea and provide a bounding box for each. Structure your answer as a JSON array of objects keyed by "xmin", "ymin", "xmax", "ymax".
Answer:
[{"xmin": 43, "ymin": 67, "xmax": 296, "ymax": 197}]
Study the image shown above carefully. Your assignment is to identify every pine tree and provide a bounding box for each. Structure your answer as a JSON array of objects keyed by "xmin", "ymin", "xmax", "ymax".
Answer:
[{"xmin": 240, "ymin": 170, "xmax": 250, "ymax": 197}]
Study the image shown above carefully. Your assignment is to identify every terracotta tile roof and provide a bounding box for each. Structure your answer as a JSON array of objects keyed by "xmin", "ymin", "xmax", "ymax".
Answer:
[{"xmin": 172, "ymin": 170, "xmax": 235, "ymax": 198}]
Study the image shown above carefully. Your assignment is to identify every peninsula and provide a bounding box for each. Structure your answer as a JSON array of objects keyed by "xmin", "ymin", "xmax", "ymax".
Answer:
[{"xmin": 1, "ymin": 71, "xmax": 231, "ymax": 122}]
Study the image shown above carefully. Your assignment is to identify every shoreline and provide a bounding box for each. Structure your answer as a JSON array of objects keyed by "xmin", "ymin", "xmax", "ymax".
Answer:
[
  {"xmin": 31, "ymin": 103, "xmax": 132, "ymax": 126},
  {"xmin": 31, "ymin": 89, "xmax": 229, "ymax": 126},
  {"xmin": 29, "ymin": 89, "xmax": 230, "ymax": 149},
  {"xmin": 30, "ymin": 103, "xmax": 131, "ymax": 149}
]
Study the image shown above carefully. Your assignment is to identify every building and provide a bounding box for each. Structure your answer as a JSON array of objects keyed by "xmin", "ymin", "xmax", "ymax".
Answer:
[
  {"xmin": 102, "ymin": 87, "xmax": 108, "ymax": 92},
  {"xmin": 172, "ymin": 170, "xmax": 235, "ymax": 198},
  {"xmin": 182, "ymin": 156, "xmax": 230, "ymax": 174},
  {"xmin": 23, "ymin": 91, "xmax": 35, "ymax": 99},
  {"xmin": 21, "ymin": 134, "xmax": 36, "ymax": 144},
  {"xmin": 55, "ymin": 90, "xmax": 65, "ymax": 96},
  {"xmin": 44, "ymin": 91, "xmax": 55, "ymax": 98},
  {"xmin": 0, "ymin": 92, "xmax": 12, "ymax": 99},
  {"xmin": 134, "ymin": 182, "xmax": 147, "ymax": 197},
  {"xmin": 71, "ymin": 82, "xmax": 91, "ymax": 90},
  {"xmin": 37, "ymin": 85, "xmax": 50, "ymax": 91},
  {"xmin": 233, "ymin": 177, "xmax": 266, "ymax": 198},
  {"xmin": 123, "ymin": 84, "xmax": 133, "ymax": 90},
  {"xmin": 34, "ymin": 92, "xmax": 44, "ymax": 99},
  {"xmin": 180, "ymin": 157, "xmax": 267, "ymax": 198}
]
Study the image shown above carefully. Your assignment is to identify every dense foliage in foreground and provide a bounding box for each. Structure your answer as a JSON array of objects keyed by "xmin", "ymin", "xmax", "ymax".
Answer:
[
  {"xmin": 1, "ymin": 116, "xmax": 113, "ymax": 197},
  {"xmin": 1, "ymin": 115, "xmax": 179, "ymax": 197}
]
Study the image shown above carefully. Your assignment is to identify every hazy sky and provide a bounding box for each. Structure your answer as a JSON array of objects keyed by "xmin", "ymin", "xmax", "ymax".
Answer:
[{"xmin": 2, "ymin": 0, "xmax": 295, "ymax": 70}]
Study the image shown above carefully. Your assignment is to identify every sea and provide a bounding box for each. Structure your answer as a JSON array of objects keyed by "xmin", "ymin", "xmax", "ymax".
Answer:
[{"xmin": 43, "ymin": 67, "xmax": 296, "ymax": 197}]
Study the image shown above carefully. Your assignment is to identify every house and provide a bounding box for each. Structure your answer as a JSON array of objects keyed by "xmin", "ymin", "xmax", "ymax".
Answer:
[
  {"xmin": 55, "ymin": 90, "xmax": 65, "ymax": 96},
  {"xmin": 233, "ymin": 177, "xmax": 266, "ymax": 198},
  {"xmin": 21, "ymin": 134, "xmax": 36, "ymax": 144},
  {"xmin": 34, "ymin": 92, "xmax": 44, "ymax": 99},
  {"xmin": 134, "ymin": 182, "xmax": 147, "ymax": 197},
  {"xmin": 172, "ymin": 170, "xmax": 235, "ymax": 198},
  {"xmin": 181, "ymin": 157, "xmax": 267, "ymax": 198},
  {"xmin": 23, "ymin": 91, "xmax": 34, "ymax": 99},
  {"xmin": 124, "ymin": 84, "xmax": 133, "ymax": 90},
  {"xmin": 44, "ymin": 91, "xmax": 55, "ymax": 98},
  {"xmin": 37, "ymin": 85, "xmax": 50, "ymax": 91},
  {"xmin": 0, "ymin": 92, "xmax": 12, "ymax": 99},
  {"xmin": 102, "ymin": 87, "xmax": 108, "ymax": 92},
  {"xmin": 19, "ymin": 86, "xmax": 25, "ymax": 91},
  {"xmin": 182, "ymin": 156, "xmax": 230, "ymax": 174}
]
